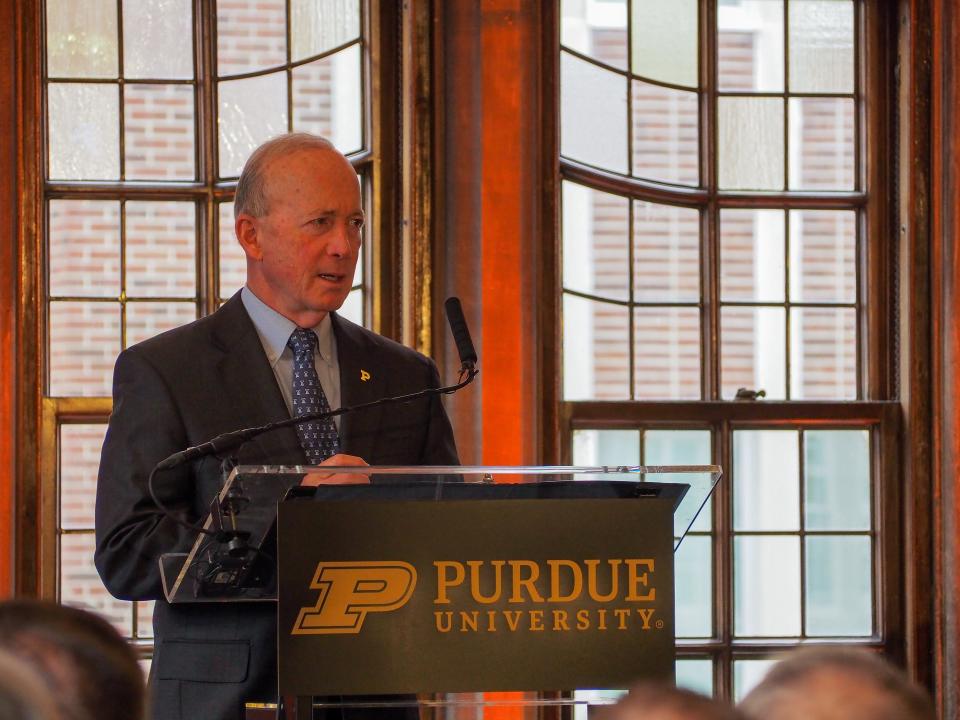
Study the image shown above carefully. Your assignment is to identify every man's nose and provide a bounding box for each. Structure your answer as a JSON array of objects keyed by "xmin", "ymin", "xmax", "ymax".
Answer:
[{"xmin": 326, "ymin": 222, "xmax": 352, "ymax": 256}]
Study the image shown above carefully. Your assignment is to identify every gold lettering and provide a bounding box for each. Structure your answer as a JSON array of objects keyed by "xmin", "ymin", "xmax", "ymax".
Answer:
[
  {"xmin": 529, "ymin": 610, "xmax": 545, "ymax": 631},
  {"xmin": 625, "ymin": 559, "xmax": 656, "ymax": 602},
  {"xmin": 503, "ymin": 610, "xmax": 523, "ymax": 632},
  {"xmin": 576, "ymin": 609, "xmax": 591, "ymax": 630},
  {"xmin": 467, "ymin": 560, "xmax": 505, "ymax": 604},
  {"xmin": 508, "ymin": 561, "xmax": 545, "ymax": 603},
  {"xmin": 597, "ymin": 608, "xmax": 608, "ymax": 630},
  {"xmin": 637, "ymin": 608, "xmax": 656, "ymax": 629},
  {"xmin": 614, "ymin": 608, "xmax": 631, "ymax": 630},
  {"xmin": 585, "ymin": 559, "xmax": 621, "ymax": 602},
  {"xmin": 486, "ymin": 610, "xmax": 498, "ymax": 632},
  {"xmin": 552, "ymin": 609, "xmax": 570, "ymax": 631},
  {"xmin": 434, "ymin": 561, "xmax": 466, "ymax": 604},
  {"xmin": 434, "ymin": 611, "xmax": 453, "ymax": 633},
  {"xmin": 547, "ymin": 559, "xmax": 584, "ymax": 602},
  {"xmin": 459, "ymin": 611, "xmax": 479, "ymax": 632}
]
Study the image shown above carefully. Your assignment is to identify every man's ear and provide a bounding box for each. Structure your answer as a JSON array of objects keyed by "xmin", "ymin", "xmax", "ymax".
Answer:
[{"xmin": 235, "ymin": 213, "xmax": 263, "ymax": 261}]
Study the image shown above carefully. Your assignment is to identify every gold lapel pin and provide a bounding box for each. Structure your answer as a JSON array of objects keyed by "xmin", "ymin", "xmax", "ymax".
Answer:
[{"xmin": 360, "ymin": 369, "xmax": 371, "ymax": 382}]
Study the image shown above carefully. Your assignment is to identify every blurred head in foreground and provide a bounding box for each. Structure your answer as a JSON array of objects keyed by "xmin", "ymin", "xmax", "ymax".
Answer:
[
  {"xmin": 0, "ymin": 650, "xmax": 57, "ymax": 720},
  {"xmin": 598, "ymin": 682, "xmax": 746, "ymax": 720},
  {"xmin": 0, "ymin": 601, "xmax": 145, "ymax": 720},
  {"xmin": 738, "ymin": 647, "xmax": 934, "ymax": 720}
]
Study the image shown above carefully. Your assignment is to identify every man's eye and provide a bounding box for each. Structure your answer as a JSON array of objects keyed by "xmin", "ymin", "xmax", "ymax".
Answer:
[
  {"xmin": 311, "ymin": 217, "xmax": 330, "ymax": 228},
  {"xmin": 351, "ymin": 218, "xmax": 365, "ymax": 229}
]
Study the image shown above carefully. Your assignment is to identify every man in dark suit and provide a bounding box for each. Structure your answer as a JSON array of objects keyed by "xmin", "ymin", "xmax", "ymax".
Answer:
[{"xmin": 94, "ymin": 133, "xmax": 459, "ymax": 720}]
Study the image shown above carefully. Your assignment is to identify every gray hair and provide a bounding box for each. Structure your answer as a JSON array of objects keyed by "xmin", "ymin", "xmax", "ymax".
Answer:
[
  {"xmin": 739, "ymin": 647, "xmax": 934, "ymax": 720},
  {"xmin": 233, "ymin": 133, "xmax": 336, "ymax": 219}
]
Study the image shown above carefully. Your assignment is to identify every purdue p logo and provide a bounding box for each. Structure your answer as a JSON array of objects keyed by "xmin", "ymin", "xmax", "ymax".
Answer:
[{"xmin": 292, "ymin": 562, "xmax": 417, "ymax": 635}]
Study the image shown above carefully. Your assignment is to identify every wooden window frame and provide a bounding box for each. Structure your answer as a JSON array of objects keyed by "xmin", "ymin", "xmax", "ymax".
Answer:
[{"xmin": 543, "ymin": 0, "xmax": 902, "ymax": 701}]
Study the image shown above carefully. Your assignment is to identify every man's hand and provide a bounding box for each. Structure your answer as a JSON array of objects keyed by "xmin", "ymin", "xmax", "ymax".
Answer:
[{"xmin": 300, "ymin": 453, "xmax": 371, "ymax": 486}]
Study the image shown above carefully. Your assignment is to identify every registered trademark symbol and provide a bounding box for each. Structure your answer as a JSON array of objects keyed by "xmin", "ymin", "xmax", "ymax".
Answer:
[{"xmin": 656, "ymin": 619, "xmax": 664, "ymax": 629}]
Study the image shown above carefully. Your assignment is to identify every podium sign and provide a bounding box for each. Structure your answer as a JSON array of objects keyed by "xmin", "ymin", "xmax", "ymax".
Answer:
[{"xmin": 277, "ymin": 497, "xmax": 675, "ymax": 695}]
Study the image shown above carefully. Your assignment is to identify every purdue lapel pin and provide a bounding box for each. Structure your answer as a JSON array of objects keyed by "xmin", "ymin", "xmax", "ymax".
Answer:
[{"xmin": 360, "ymin": 369, "xmax": 371, "ymax": 382}]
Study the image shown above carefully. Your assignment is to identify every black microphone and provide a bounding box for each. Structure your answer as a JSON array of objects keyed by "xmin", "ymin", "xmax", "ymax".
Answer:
[{"xmin": 444, "ymin": 297, "xmax": 478, "ymax": 372}]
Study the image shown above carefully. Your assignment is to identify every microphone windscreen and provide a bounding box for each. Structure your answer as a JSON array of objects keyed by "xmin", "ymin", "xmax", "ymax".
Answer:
[{"xmin": 444, "ymin": 297, "xmax": 478, "ymax": 367}]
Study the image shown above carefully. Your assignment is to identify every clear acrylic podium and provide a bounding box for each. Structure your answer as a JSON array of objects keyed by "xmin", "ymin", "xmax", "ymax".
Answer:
[{"xmin": 158, "ymin": 465, "xmax": 721, "ymax": 719}]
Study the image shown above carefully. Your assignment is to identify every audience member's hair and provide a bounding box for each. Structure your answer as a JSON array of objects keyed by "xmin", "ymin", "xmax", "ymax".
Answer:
[
  {"xmin": 234, "ymin": 132, "xmax": 336, "ymax": 219},
  {"xmin": 597, "ymin": 681, "xmax": 746, "ymax": 720},
  {"xmin": 0, "ymin": 601, "xmax": 145, "ymax": 720},
  {"xmin": 738, "ymin": 646, "xmax": 934, "ymax": 720},
  {"xmin": 0, "ymin": 650, "xmax": 57, "ymax": 720}
]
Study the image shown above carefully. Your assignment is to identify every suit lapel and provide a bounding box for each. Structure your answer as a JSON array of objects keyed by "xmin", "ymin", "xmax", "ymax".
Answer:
[
  {"xmin": 333, "ymin": 313, "xmax": 385, "ymax": 462},
  {"xmin": 209, "ymin": 294, "xmax": 307, "ymax": 466}
]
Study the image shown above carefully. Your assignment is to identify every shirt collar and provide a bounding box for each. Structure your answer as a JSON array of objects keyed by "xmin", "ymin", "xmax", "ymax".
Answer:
[{"xmin": 241, "ymin": 286, "xmax": 335, "ymax": 367}]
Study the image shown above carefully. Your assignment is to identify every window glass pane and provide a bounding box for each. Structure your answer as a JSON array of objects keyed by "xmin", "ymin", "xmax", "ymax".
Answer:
[
  {"xmin": 292, "ymin": 45, "xmax": 363, "ymax": 155},
  {"xmin": 805, "ymin": 429, "xmax": 870, "ymax": 531},
  {"xmin": 49, "ymin": 301, "xmax": 120, "ymax": 397},
  {"xmin": 631, "ymin": 81, "xmax": 699, "ymax": 185},
  {"xmin": 634, "ymin": 307, "xmax": 701, "ymax": 400},
  {"xmin": 789, "ymin": 98, "xmax": 855, "ymax": 191},
  {"xmin": 122, "ymin": 0, "xmax": 193, "ymax": 79},
  {"xmin": 60, "ymin": 424, "xmax": 107, "ymax": 531},
  {"xmin": 136, "ymin": 600, "xmax": 155, "ymax": 639},
  {"xmin": 125, "ymin": 302, "xmax": 197, "ymax": 347},
  {"xmin": 124, "ymin": 84, "xmax": 196, "ymax": 181},
  {"xmin": 218, "ymin": 71, "xmax": 289, "ymax": 178},
  {"xmin": 48, "ymin": 83, "xmax": 120, "ymax": 180},
  {"xmin": 788, "ymin": 0, "xmax": 854, "ymax": 93},
  {"xmin": 218, "ymin": 202, "xmax": 247, "ymax": 301},
  {"xmin": 634, "ymin": 202, "xmax": 699, "ymax": 302},
  {"xmin": 720, "ymin": 209, "xmax": 785, "ymax": 303},
  {"xmin": 216, "ymin": 0, "xmax": 286, "ymax": 76},
  {"xmin": 561, "ymin": 51, "xmax": 628, "ymax": 174},
  {"xmin": 125, "ymin": 202, "xmax": 197, "ymax": 298},
  {"xmin": 734, "ymin": 429, "xmax": 800, "ymax": 531},
  {"xmin": 801, "ymin": 535, "xmax": 870, "ymax": 638},
  {"xmin": 290, "ymin": 0, "xmax": 361, "ymax": 61},
  {"xmin": 789, "ymin": 210, "xmax": 856, "ymax": 303},
  {"xmin": 717, "ymin": 0, "xmax": 784, "ymax": 91},
  {"xmin": 806, "ymin": 535, "xmax": 872, "ymax": 636},
  {"xmin": 561, "ymin": 0, "xmax": 628, "ymax": 69},
  {"xmin": 46, "ymin": 0, "xmax": 118, "ymax": 78},
  {"xmin": 563, "ymin": 183, "xmax": 629, "ymax": 302},
  {"xmin": 563, "ymin": 294, "xmax": 630, "ymax": 400},
  {"xmin": 675, "ymin": 535, "xmax": 712, "ymax": 637},
  {"xmin": 789, "ymin": 307, "xmax": 857, "ymax": 400},
  {"xmin": 49, "ymin": 200, "xmax": 121, "ymax": 298},
  {"xmin": 721, "ymin": 307, "xmax": 787, "ymax": 399},
  {"xmin": 734, "ymin": 659, "xmax": 776, "ymax": 701},
  {"xmin": 676, "ymin": 659, "xmax": 713, "ymax": 696},
  {"xmin": 735, "ymin": 535, "xmax": 801, "ymax": 636},
  {"xmin": 631, "ymin": 0, "xmax": 698, "ymax": 88},
  {"xmin": 572, "ymin": 429, "xmax": 640, "ymax": 466},
  {"xmin": 60, "ymin": 533, "xmax": 132, "ymax": 637},
  {"xmin": 718, "ymin": 97, "xmax": 784, "ymax": 190},
  {"xmin": 337, "ymin": 288, "xmax": 363, "ymax": 326}
]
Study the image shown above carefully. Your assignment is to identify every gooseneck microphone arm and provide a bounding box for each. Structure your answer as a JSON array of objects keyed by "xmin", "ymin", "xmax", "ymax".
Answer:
[{"xmin": 147, "ymin": 298, "xmax": 479, "ymax": 537}]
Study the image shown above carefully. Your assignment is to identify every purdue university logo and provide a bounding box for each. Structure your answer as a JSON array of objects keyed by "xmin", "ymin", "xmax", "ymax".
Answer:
[{"xmin": 292, "ymin": 561, "xmax": 417, "ymax": 635}]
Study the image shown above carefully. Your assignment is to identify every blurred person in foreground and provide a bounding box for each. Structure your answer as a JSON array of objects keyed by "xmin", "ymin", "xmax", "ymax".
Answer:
[
  {"xmin": 0, "ymin": 650, "xmax": 58, "ymax": 720},
  {"xmin": 597, "ymin": 682, "xmax": 746, "ymax": 720},
  {"xmin": 738, "ymin": 646, "xmax": 934, "ymax": 720},
  {"xmin": 0, "ymin": 600, "xmax": 144, "ymax": 720}
]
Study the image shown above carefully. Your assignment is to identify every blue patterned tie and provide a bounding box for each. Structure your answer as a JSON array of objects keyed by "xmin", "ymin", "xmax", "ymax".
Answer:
[{"xmin": 287, "ymin": 328, "xmax": 340, "ymax": 463}]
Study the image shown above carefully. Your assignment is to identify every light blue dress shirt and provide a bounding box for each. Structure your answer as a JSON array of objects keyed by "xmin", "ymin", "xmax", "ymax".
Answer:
[{"xmin": 240, "ymin": 286, "xmax": 342, "ymax": 429}]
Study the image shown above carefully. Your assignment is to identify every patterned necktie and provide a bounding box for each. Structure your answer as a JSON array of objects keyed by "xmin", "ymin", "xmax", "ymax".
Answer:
[{"xmin": 287, "ymin": 327, "xmax": 340, "ymax": 463}]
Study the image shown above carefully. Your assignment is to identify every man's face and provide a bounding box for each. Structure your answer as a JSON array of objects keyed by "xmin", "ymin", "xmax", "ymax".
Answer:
[{"xmin": 238, "ymin": 147, "xmax": 363, "ymax": 327}]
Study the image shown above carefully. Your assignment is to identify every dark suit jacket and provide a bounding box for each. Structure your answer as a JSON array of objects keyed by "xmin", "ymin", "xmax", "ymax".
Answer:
[{"xmin": 94, "ymin": 294, "xmax": 459, "ymax": 720}]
